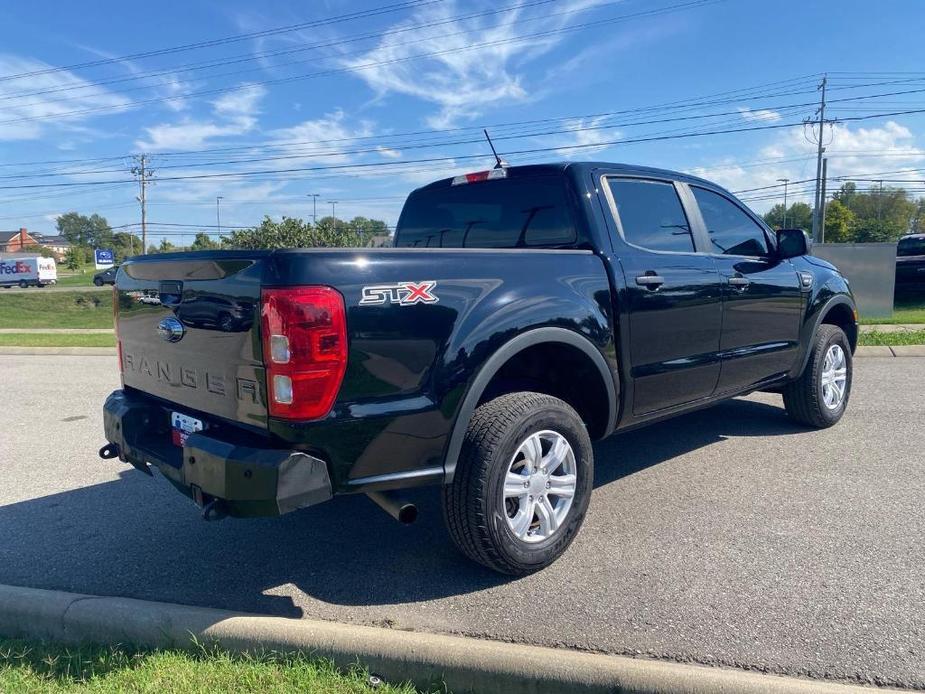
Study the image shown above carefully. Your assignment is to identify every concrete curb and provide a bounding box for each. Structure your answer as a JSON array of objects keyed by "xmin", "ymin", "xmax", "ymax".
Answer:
[
  {"xmin": 0, "ymin": 346, "xmax": 116, "ymax": 355},
  {"xmin": 0, "ymin": 585, "xmax": 904, "ymax": 694}
]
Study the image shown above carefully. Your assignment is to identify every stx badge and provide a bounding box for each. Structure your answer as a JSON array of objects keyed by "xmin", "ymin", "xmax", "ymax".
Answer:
[{"xmin": 359, "ymin": 281, "xmax": 438, "ymax": 306}]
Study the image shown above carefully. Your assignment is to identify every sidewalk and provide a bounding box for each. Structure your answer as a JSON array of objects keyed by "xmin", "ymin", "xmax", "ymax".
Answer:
[{"xmin": 860, "ymin": 323, "xmax": 925, "ymax": 333}]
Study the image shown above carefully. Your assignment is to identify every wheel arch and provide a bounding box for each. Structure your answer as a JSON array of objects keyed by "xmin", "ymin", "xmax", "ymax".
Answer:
[
  {"xmin": 443, "ymin": 327, "xmax": 617, "ymax": 484},
  {"xmin": 794, "ymin": 294, "xmax": 857, "ymax": 378}
]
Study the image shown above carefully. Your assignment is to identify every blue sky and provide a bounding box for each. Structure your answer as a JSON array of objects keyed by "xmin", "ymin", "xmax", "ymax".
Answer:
[{"xmin": 1, "ymin": 0, "xmax": 924, "ymax": 245}]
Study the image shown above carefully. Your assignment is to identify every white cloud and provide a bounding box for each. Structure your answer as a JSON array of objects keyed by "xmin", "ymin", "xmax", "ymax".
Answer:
[
  {"xmin": 135, "ymin": 83, "xmax": 267, "ymax": 151},
  {"xmin": 738, "ymin": 107, "xmax": 782, "ymax": 123},
  {"xmin": 0, "ymin": 54, "xmax": 132, "ymax": 141},
  {"xmin": 553, "ymin": 117, "xmax": 619, "ymax": 158},
  {"xmin": 342, "ymin": 0, "xmax": 612, "ymax": 128},
  {"xmin": 266, "ymin": 110, "xmax": 375, "ymax": 164},
  {"xmin": 376, "ymin": 145, "xmax": 402, "ymax": 159},
  {"xmin": 690, "ymin": 120, "xmax": 925, "ymax": 212}
]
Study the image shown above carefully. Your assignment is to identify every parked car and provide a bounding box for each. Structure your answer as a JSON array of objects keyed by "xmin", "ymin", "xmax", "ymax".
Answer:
[
  {"xmin": 100, "ymin": 162, "xmax": 857, "ymax": 575},
  {"xmin": 896, "ymin": 234, "xmax": 925, "ymax": 296},
  {"xmin": 0, "ymin": 256, "xmax": 57, "ymax": 288},
  {"xmin": 93, "ymin": 266, "xmax": 119, "ymax": 286}
]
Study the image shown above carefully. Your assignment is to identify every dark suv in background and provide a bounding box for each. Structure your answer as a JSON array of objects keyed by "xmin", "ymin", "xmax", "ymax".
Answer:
[
  {"xmin": 93, "ymin": 266, "xmax": 119, "ymax": 286},
  {"xmin": 896, "ymin": 234, "xmax": 925, "ymax": 296}
]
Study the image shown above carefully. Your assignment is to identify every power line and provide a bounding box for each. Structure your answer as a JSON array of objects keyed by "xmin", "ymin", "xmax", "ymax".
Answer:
[
  {"xmin": 0, "ymin": 0, "xmax": 728, "ymax": 127},
  {"xmin": 0, "ymin": 0, "xmax": 444, "ymax": 84},
  {"xmin": 0, "ymin": 0, "xmax": 565, "ymax": 104}
]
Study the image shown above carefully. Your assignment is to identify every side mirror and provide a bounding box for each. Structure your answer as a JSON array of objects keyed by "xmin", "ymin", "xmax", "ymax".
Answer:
[{"xmin": 777, "ymin": 228, "xmax": 811, "ymax": 259}]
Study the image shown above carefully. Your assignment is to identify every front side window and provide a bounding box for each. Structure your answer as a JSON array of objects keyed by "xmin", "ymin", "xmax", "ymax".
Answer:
[
  {"xmin": 898, "ymin": 237, "xmax": 925, "ymax": 257},
  {"xmin": 606, "ymin": 178, "xmax": 694, "ymax": 253},
  {"xmin": 692, "ymin": 186, "xmax": 770, "ymax": 257}
]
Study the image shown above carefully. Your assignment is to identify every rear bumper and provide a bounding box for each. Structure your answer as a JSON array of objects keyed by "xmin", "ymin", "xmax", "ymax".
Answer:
[{"xmin": 102, "ymin": 390, "xmax": 332, "ymax": 518}]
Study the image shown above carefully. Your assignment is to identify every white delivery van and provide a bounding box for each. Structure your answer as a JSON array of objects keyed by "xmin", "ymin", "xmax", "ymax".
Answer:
[{"xmin": 0, "ymin": 256, "xmax": 58, "ymax": 288}]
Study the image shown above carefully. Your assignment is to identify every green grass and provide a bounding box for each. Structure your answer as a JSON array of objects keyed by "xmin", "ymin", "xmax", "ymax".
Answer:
[
  {"xmin": 0, "ymin": 291, "xmax": 113, "ymax": 329},
  {"xmin": 55, "ymin": 272, "xmax": 98, "ymax": 287},
  {"xmin": 0, "ymin": 333, "xmax": 116, "ymax": 347},
  {"xmin": 859, "ymin": 298, "xmax": 925, "ymax": 325},
  {"xmin": 0, "ymin": 638, "xmax": 422, "ymax": 693},
  {"xmin": 858, "ymin": 330, "xmax": 925, "ymax": 346}
]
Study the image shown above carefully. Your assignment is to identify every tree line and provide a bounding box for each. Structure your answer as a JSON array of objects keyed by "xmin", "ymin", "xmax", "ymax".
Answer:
[
  {"xmin": 50, "ymin": 213, "xmax": 391, "ymax": 268},
  {"xmin": 763, "ymin": 183, "xmax": 925, "ymax": 242}
]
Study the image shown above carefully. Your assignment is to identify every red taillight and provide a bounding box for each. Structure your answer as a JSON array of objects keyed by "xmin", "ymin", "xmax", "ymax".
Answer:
[
  {"xmin": 113, "ymin": 287, "xmax": 123, "ymax": 376},
  {"xmin": 261, "ymin": 286, "xmax": 348, "ymax": 421},
  {"xmin": 451, "ymin": 168, "xmax": 507, "ymax": 185}
]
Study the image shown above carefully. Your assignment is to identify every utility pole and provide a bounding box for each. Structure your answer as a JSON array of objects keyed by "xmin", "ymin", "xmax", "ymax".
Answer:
[
  {"xmin": 807, "ymin": 75, "xmax": 831, "ymax": 243},
  {"xmin": 777, "ymin": 178, "xmax": 790, "ymax": 228},
  {"xmin": 308, "ymin": 193, "xmax": 320, "ymax": 225},
  {"xmin": 819, "ymin": 158, "xmax": 828, "ymax": 243},
  {"xmin": 131, "ymin": 154, "xmax": 153, "ymax": 254},
  {"xmin": 327, "ymin": 200, "xmax": 338, "ymax": 224},
  {"xmin": 216, "ymin": 196, "xmax": 224, "ymax": 236},
  {"xmin": 877, "ymin": 179, "xmax": 884, "ymax": 225}
]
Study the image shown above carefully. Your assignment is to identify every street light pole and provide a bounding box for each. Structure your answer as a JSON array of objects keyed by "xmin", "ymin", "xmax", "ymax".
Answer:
[
  {"xmin": 308, "ymin": 193, "xmax": 320, "ymax": 225},
  {"xmin": 777, "ymin": 178, "xmax": 790, "ymax": 228},
  {"xmin": 216, "ymin": 196, "xmax": 224, "ymax": 236},
  {"xmin": 328, "ymin": 200, "xmax": 338, "ymax": 224}
]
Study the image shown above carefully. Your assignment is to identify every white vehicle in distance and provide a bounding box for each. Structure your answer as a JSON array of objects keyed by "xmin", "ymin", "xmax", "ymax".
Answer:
[{"xmin": 0, "ymin": 256, "xmax": 58, "ymax": 288}]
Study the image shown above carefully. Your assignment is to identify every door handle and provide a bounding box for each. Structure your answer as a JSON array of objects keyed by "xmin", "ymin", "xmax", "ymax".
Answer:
[
  {"xmin": 635, "ymin": 274, "xmax": 665, "ymax": 289},
  {"xmin": 727, "ymin": 275, "xmax": 750, "ymax": 289}
]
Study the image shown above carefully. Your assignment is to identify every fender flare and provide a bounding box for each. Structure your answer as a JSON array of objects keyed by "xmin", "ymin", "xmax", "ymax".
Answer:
[
  {"xmin": 796, "ymin": 294, "xmax": 856, "ymax": 377},
  {"xmin": 442, "ymin": 327, "xmax": 617, "ymax": 483}
]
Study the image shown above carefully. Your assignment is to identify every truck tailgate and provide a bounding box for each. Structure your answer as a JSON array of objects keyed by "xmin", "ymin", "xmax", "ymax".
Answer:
[{"xmin": 116, "ymin": 254, "xmax": 268, "ymax": 429}]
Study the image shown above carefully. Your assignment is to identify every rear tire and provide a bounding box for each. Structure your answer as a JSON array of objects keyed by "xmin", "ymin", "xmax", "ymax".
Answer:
[
  {"xmin": 442, "ymin": 392, "xmax": 593, "ymax": 575},
  {"xmin": 18, "ymin": 280, "xmax": 27, "ymax": 289},
  {"xmin": 783, "ymin": 324, "xmax": 852, "ymax": 428}
]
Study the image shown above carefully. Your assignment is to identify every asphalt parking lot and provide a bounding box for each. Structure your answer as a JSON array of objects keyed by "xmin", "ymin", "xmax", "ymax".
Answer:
[{"xmin": 1, "ymin": 354, "xmax": 923, "ymax": 689}]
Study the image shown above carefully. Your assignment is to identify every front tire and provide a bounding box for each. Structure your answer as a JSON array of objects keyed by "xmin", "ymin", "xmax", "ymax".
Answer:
[
  {"xmin": 94, "ymin": 278, "xmax": 104, "ymax": 286},
  {"xmin": 783, "ymin": 324, "xmax": 852, "ymax": 428},
  {"xmin": 442, "ymin": 392, "xmax": 593, "ymax": 575}
]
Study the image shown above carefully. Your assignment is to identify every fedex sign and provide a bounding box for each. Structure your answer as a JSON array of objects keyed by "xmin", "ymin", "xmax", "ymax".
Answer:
[{"xmin": 0, "ymin": 260, "xmax": 33, "ymax": 275}]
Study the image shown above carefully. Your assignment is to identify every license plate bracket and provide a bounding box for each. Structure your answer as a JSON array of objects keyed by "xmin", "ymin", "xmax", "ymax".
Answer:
[{"xmin": 171, "ymin": 411, "xmax": 203, "ymax": 447}]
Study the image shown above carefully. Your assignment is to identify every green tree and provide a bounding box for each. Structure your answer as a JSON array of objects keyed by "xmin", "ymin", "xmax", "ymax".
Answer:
[
  {"xmin": 112, "ymin": 232, "xmax": 142, "ymax": 261},
  {"xmin": 190, "ymin": 232, "xmax": 220, "ymax": 251},
  {"xmin": 912, "ymin": 198, "xmax": 925, "ymax": 234},
  {"xmin": 158, "ymin": 239, "xmax": 176, "ymax": 253},
  {"xmin": 821, "ymin": 199, "xmax": 857, "ymax": 243},
  {"xmin": 21, "ymin": 244, "xmax": 56, "ymax": 258},
  {"xmin": 221, "ymin": 216, "xmax": 380, "ymax": 250},
  {"xmin": 56, "ymin": 212, "xmax": 113, "ymax": 249},
  {"xmin": 763, "ymin": 202, "xmax": 813, "ymax": 231},
  {"xmin": 63, "ymin": 247, "xmax": 80, "ymax": 270},
  {"xmin": 832, "ymin": 182, "xmax": 916, "ymax": 242}
]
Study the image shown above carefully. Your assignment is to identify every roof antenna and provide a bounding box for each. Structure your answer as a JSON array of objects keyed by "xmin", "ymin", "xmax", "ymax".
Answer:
[{"xmin": 483, "ymin": 129, "xmax": 507, "ymax": 169}]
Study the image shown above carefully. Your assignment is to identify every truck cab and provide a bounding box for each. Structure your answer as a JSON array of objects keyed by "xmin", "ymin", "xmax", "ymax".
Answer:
[{"xmin": 101, "ymin": 162, "xmax": 857, "ymax": 575}]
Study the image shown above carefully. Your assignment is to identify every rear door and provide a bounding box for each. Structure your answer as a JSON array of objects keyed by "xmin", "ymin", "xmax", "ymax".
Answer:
[
  {"xmin": 686, "ymin": 185, "xmax": 803, "ymax": 393},
  {"xmin": 602, "ymin": 176, "xmax": 723, "ymax": 415}
]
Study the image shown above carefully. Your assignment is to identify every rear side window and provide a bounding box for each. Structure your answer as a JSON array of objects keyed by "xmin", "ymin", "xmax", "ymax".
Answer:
[
  {"xmin": 898, "ymin": 237, "xmax": 925, "ymax": 256},
  {"xmin": 394, "ymin": 176, "xmax": 577, "ymax": 248},
  {"xmin": 606, "ymin": 178, "xmax": 694, "ymax": 253},
  {"xmin": 692, "ymin": 186, "xmax": 770, "ymax": 257}
]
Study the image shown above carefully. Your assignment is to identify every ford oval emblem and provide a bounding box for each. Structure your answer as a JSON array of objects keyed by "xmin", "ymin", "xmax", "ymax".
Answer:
[{"xmin": 157, "ymin": 316, "xmax": 185, "ymax": 343}]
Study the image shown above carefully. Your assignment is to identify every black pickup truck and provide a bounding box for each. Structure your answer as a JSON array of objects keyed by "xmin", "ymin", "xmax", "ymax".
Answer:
[{"xmin": 101, "ymin": 162, "xmax": 857, "ymax": 575}]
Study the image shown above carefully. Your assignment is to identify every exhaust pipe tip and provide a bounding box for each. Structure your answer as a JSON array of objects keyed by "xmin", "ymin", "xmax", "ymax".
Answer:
[
  {"xmin": 396, "ymin": 502, "xmax": 418, "ymax": 525},
  {"xmin": 99, "ymin": 443, "xmax": 120, "ymax": 460},
  {"xmin": 367, "ymin": 491, "xmax": 417, "ymax": 525}
]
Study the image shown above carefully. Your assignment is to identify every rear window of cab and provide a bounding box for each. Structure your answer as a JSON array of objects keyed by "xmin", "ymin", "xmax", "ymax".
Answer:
[{"xmin": 394, "ymin": 175, "xmax": 579, "ymax": 249}]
